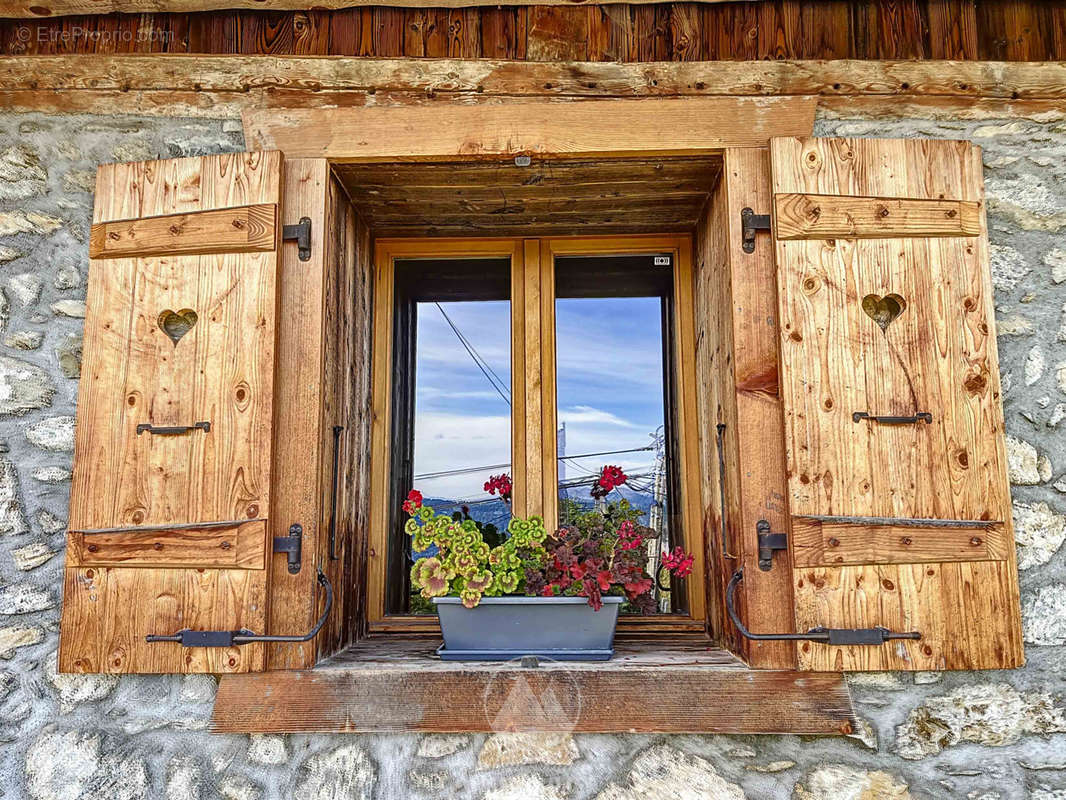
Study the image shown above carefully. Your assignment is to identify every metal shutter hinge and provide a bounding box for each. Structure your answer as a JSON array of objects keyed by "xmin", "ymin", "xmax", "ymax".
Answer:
[
  {"xmin": 740, "ymin": 207, "xmax": 771, "ymax": 254},
  {"xmin": 756, "ymin": 519, "xmax": 787, "ymax": 572},
  {"xmin": 273, "ymin": 523, "xmax": 303, "ymax": 574},
  {"xmin": 282, "ymin": 217, "xmax": 312, "ymax": 262}
]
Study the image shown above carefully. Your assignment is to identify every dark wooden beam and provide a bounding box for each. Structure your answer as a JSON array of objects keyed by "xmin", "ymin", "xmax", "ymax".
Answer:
[{"xmin": 211, "ymin": 637, "xmax": 857, "ymax": 734}]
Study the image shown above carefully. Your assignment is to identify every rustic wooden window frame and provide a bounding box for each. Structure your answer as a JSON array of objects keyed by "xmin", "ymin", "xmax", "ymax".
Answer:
[{"xmin": 367, "ymin": 234, "xmax": 706, "ymax": 633}]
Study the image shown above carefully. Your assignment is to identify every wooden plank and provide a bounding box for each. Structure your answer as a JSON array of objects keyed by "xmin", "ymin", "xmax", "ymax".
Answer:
[
  {"xmin": 62, "ymin": 566, "xmax": 267, "ymax": 673},
  {"xmin": 264, "ymin": 158, "xmax": 329, "ymax": 670},
  {"xmin": 795, "ymin": 561, "xmax": 1024, "ymax": 670},
  {"xmin": 695, "ymin": 147, "xmax": 796, "ymax": 669},
  {"xmin": 242, "ymin": 97, "xmax": 817, "ymax": 161},
  {"xmin": 60, "ymin": 151, "xmax": 283, "ymax": 675},
  {"xmin": 88, "ymin": 203, "xmax": 276, "ymax": 259},
  {"xmin": 791, "ymin": 517, "xmax": 1009, "ymax": 566},
  {"xmin": 1, "ymin": 0, "xmax": 779, "ymax": 15},
  {"xmin": 926, "ymin": 0, "xmax": 979, "ymax": 59},
  {"xmin": 3, "ymin": 58, "xmax": 1066, "ymax": 119},
  {"xmin": 212, "ymin": 637, "xmax": 855, "ymax": 734},
  {"xmin": 3, "ymin": 56, "xmax": 1066, "ymax": 100},
  {"xmin": 774, "ymin": 193, "xmax": 982, "ymax": 239},
  {"xmin": 68, "ymin": 519, "xmax": 266, "ymax": 569},
  {"xmin": 770, "ymin": 136, "xmax": 1022, "ymax": 671},
  {"xmin": 526, "ymin": 6, "xmax": 588, "ymax": 61}
]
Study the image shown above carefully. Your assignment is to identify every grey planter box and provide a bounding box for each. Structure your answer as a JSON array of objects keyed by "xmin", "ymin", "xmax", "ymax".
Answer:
[{"xmin": 433, "ymin": 596, "xmax": 623, "ymax": 661}]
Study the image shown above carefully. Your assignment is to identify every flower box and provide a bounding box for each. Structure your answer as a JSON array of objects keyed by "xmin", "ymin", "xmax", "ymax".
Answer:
[{"xmin": 434, "ymin": 595, "xmax": 623, "ymax": 661}]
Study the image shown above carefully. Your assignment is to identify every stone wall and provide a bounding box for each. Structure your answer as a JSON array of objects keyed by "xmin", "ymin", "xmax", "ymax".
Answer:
[{"xmin": 0, "ymin": 111, "xmax": 1063, "ymax": 800}]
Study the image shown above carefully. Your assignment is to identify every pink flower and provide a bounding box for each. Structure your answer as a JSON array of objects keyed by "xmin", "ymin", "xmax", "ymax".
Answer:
[{"xmin": 662, "ymin": 546, "xmax": 695, "ymax": 578}]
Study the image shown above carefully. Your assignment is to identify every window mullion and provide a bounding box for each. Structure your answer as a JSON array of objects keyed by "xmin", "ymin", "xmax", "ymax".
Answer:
[{"xmin": 510, "ymin": 238, "xmax": 557, "ymax": 524}]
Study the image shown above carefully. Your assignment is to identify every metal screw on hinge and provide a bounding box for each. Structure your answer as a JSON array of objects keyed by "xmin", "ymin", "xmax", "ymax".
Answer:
[{"xmin": 514, "ymin": 155, "xmax": 531, "ymax": 167}]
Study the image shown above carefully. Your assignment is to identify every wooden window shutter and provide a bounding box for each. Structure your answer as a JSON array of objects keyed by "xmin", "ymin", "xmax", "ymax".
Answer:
[
  {"xmin": 60, "ymin": 152, "xmax": 284, "ymax": 674},
  {"xmin": 769, "ymin": 137, "xmax": 1023, "ymax": 671}
]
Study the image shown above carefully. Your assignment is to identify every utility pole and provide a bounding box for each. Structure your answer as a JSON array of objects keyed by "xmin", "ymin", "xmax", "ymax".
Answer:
[{"xmin": 648, "ymin": 426, "xmax": 669, "ymax": 611}]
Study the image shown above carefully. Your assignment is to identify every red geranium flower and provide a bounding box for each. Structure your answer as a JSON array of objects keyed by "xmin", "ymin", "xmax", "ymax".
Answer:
[
  {"xmin": 662, "ymin": 546, "xmax": 695, "ymax": 578},
  {"xmin": 484, "ymin": 473, "xmax": 513, "ymax": 502},
  {"xmin": 591, "ymin": 464, "xmax": 627, "ymax": 499},
  {"xmin": 402, "ymin": 489, "xmax": 423, "ymax": 514}
]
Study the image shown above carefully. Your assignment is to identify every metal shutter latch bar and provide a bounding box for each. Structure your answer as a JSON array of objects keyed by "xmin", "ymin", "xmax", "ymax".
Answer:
[
  {"xmin": 146, "ymin": 569, "xmax": 333, "ymax": 647},
  {"xmin": 726, "ymin": 568, "xmax": 921, "ymax": 647}
]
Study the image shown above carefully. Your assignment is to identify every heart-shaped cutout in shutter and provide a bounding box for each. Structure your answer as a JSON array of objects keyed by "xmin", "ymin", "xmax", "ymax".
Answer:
[
  {"xmin": 861, "ymin": 293, "xmax": 906, "ymax": 333},
  {"xmin": 157, "ymin": 308, "xmax": 198, "ymax": 345}
]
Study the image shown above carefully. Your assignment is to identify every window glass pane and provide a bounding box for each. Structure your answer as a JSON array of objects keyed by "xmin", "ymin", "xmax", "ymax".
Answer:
[
  {"xmin": 555, "ymin": 255, "xmax": 683, "ymax": 614},
  {"xmin": 392, "ymin": 258, "xmax": 511, "ymax": 615},
  {"xmin": 413, "ymin": 299, "xmax": 512, "ymax": 525}
]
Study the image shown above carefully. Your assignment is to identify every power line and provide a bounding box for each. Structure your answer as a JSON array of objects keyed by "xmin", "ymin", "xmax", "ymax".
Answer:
[
  {"xmin": 434, "ymin": 302, "xmax": 511, "ymax": 408},
  {"xmin": 414, "ymin": 444, "xmax": 656, "ymax": 481}
]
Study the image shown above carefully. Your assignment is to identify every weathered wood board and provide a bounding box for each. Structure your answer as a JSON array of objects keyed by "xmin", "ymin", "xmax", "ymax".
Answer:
[
  {"xmin": 60, "ymin": 151, "xmax": 283, "ymax": 674},
  {"xmin": 212, "ymin": 637, "xmax": 855, "ymax": 734},
  {"xmin": 770, "ymin": 136, "xmax": 1023, "ymax": 671}
]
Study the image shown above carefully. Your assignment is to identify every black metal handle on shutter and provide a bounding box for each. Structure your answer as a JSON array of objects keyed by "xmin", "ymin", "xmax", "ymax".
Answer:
[
  {"xmin": 329, "ymin": 425, "xmax": 343, "ymax": 561},
  {"xmin": 145, "ymin": 569, "xmax": 333, "ymax": 647},
  {"xmin": 136, "ymin": 421, "xmax": 211, "ymax": 436},
  {"xmin": 725, "ymin": 569, "xmax": 921, "ymax": 646},
  {"xmin": 715, "ymin": 423, "xmax": 736, "ymax": 559},
  {"xmin": 852, "ymin": 411, "xmax": 933, "ymax": 425}
]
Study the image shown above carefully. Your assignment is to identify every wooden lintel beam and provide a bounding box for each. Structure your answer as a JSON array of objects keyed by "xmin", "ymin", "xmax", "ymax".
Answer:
[
  {"xmin": 241, "ymin": 98, "xmax": 818, "ymax": 160},
  {"xmin": 0, "ymin": 58, "xmax": 1061, "ymax": 120},
  {"xmin": 2, "ymin": 57, "xmax": 1064, "ymax": 100}
]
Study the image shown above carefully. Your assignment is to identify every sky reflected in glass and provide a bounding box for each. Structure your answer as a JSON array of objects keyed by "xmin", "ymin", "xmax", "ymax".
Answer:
[{"xmin": 411, "ymin": 300, "xmax": 511, "ymax": 518}]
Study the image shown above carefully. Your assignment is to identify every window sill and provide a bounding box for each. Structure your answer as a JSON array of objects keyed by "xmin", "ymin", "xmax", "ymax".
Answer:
[{"xmin": 211, "ymin": 635, "xmax": 857, "ymax": 735}]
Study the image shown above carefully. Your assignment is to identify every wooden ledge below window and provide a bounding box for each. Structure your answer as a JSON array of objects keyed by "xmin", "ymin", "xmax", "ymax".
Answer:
[{"xmin": 211, "ymin": 636, "xmax": 857, "ymax": 735}]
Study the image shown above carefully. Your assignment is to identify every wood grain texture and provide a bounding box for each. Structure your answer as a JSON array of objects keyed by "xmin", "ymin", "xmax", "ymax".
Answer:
[
  {"xmin": 770, "ymin": 136, "xmax": 1022, "ymax": 671},
  {"xmin": 88, "ymin": 203, "xmax": 276, "ymax": 259},
  {"xmin": 791, "ymin": 517, "xmax": 1009, "ymax": 566},
  {"xmin": 794, "ymin": 561, "xmax": 1023, "ymax": 670},
  {"xmin": 317, "ymin": 172, "xmax": 375, "ymax": 660},
  {"xmin": 62, "ymin": 566, "xmax": 268, "ymax": 673},
  {"xmin": 0, "ymin": 0, "xmax": 744, "ymax": 15},
  {"xmin": 242, "ymin": 97, "xmax": 818, "ymax": 160},
  {"xmin": 3, "ymin": 57, "xmax": 1066, "ymax": 119},
  {"xmin": 1, "ymin": 2, "xmax": 1057, "ymax": 62},
  {"xmin": 60, "ymin": 151, "xmax": 283, "ymax": 674},
  {"xmin": 212, "ymin": 636, "xmax": 855, "ymax": 734},
  {"xmin": 335, "ymin": 157, "xmax": 720, "ymax": 237},
  {"xmin": 68, "ymin": 519, "xmax": 266, "ymax": 569},
  {"xmin": 264, "ymin": 158, "xmax": 329, "ymax": 670},
  {"xmin": 5, "ymin": 56, "xmax": 1064, "ymax": 99},
  {"xmin": 774, "ymin": 193, "xmax": 982, "ymax": 239},
  {"xmin": 263, "ymin": 160, "xmax": 374, "ymax": 669},
  {"xmin": 694, "ymin": 147, "xmax": 796, "ymax": 668}
]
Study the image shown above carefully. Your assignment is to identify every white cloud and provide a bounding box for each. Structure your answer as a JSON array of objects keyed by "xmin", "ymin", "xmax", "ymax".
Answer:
[
  {"xmin": 559, "ymin": 405, "xmax": 640, "ymax": 429},
  {"xmin": 413, "ymin": 411, "xmax": 511, "ymax": 501}
]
